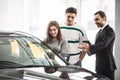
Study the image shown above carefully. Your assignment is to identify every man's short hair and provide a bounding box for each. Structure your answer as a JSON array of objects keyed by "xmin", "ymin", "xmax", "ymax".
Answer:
[
  {"xmin": 66, "ymin": 7, "xmax": 77, "ymax": 15},
  {"xmin": 94, "ymin": 11, "xmax": 106, "ymax": 18}
]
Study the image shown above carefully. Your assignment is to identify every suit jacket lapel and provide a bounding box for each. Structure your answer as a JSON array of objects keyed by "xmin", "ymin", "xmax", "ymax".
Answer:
[
  {"xmin": 95, "ymin": 25, "xmax": 109, "ymax": 42},
  {"xmin": 95, "ymin": 29, "xmax": 102, "ymax": 41}
]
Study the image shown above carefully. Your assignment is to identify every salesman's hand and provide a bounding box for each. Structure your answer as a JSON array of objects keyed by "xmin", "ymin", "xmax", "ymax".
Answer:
[{"xmin": 78, "ymin": 43, "xmax": 90, "ymax": 52}]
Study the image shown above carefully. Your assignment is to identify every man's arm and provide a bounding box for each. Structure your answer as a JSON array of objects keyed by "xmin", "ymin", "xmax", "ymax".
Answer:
[
  {"xmin": 79, "ymin": 51, "xmax": 87, "ymax": 62},
  {"xmin": 78, "ymin": 43, "xmax": 90, "ymax": 61}
]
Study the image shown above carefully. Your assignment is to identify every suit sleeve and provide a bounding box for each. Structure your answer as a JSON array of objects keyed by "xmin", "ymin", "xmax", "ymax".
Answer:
[{"xmin": 89, "ymin": 27, "xmax": 115, "ymax": 55}]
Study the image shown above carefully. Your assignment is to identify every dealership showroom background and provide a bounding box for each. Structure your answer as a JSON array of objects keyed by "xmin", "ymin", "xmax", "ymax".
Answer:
[{"xmin": 0, "ymin": 0, "xmax": 120, "ymax": 79}]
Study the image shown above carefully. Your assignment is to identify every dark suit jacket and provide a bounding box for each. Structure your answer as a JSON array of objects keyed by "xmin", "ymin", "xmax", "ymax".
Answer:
[{"xmin": 89, "ymin": 25, "xmax": 117, "ymax": 73}]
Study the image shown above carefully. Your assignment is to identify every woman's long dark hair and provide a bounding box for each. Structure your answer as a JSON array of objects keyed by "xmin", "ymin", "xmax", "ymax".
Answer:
[{"xmin": 45, "ymin": 21, "xmax": 62, "ymax": 44}]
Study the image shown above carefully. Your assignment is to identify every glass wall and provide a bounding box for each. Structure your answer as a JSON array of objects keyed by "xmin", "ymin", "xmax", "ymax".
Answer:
[{"xmin": 25, "ymin": 0, "xmax": 81, "ymax": 40}]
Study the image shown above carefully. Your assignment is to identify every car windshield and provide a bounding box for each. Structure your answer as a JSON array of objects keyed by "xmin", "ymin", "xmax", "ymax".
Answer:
[{"xmin": 0, "ymin": 33, "xmax": 66, "ymax": 69}]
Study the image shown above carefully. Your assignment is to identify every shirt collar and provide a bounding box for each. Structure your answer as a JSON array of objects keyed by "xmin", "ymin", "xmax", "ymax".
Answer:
[{"xmin": 100, "ymin": 23, "xmax": 108, "ymax": 30}]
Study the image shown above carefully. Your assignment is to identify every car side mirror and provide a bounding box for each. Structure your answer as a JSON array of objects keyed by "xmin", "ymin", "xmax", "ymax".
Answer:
[{"xmin": 44, "ymin": 67, "xmax": 58, "ymax": 73}]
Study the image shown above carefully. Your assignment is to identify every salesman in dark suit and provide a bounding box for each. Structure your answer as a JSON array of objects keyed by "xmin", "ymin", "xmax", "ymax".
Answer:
[{"xmin": 78, "ymin": 11, "xmax": 117, "ymax": 80}]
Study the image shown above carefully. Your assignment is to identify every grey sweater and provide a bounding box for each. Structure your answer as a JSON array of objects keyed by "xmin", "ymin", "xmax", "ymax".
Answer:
[{"xmin": 46, "ymin": 39, "xmax": 69, "ymax": 54}]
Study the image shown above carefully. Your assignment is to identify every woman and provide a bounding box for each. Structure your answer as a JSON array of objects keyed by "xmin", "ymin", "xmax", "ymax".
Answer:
[
  {"xmin": 44, "ymin": 21, "xmax": 70, "ymax": 78},
  {"xmin": 44, "ymin": 21, "xmax": 69, "ymax": 55}
]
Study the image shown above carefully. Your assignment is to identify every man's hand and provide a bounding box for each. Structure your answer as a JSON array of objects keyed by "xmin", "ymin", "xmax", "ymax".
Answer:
[
  {"xmin": 78, "ymin": 43, "xmax": 90, "ymax": 62},
  {"xmin": 78, "ymin": 43, "xmax": 90, "ymax": 52}
]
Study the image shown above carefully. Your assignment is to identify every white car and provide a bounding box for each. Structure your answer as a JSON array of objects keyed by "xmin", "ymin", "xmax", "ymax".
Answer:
[{"xmin": 0, "ymin": 31, "xmax": 110, "ymax": 80}]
